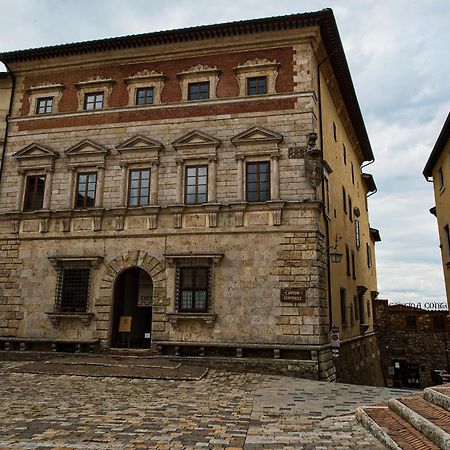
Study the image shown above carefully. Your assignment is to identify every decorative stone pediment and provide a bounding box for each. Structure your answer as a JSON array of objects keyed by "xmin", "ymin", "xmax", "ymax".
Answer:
[
  {"xmin": 234, "ymin": 58, "xmax": 280, "ymax": 96},
  {"xmin": 124, "ymin": 70, "xmax": 165, "ymax": 83},
  {"xmin": 235, "ymin": 58, "xmax": 280, "ymax": 71},
  {"xmin": 231, "ymin": 126, "xmax": 283, "ymax": 146},
  {"xmin": 177, "ymin": 64, "xmax": 221, "ymax": 77},
  {"xmin": 172, "ymin": 130, "xmax": 221, "ymax": 151},
  {"xmin": 13, "ymin": 143, "xmax": 58, "ymax": 170},
  {"xmin": 65, "ymin": 139, "xmax": 109, "ymax": 166},
  {"xmin": 26, "ymin": 82, "xmax": 64, "ymax": 93},
  {"xmin": 75, "ymin": 76, "xmax": 115, "ymax": 88},
  {"xmin": 116, "ymin": 135, "xmax": 163, "ymax": 164}
]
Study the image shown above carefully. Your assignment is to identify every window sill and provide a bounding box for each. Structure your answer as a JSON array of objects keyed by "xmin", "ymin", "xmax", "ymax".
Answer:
[
  {"xmin": 166, "ymin": 312, "xmax": 217, "ymax": 328},
  {"xmin": 46, "ymin": 312, "xmax": 94, "ymax": 327}
]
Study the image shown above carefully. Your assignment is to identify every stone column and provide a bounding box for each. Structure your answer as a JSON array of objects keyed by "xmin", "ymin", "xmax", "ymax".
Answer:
[
  {"xmin": 150, "ymin": 161, "xmax": 159, "ymax": 205},
  {"xmin": 176, "ymin": 160, "xmax": 183, "ymax": 204},
  {"xmin": 271, "ymin": 155, "xmax": 280, "ymax": 200},
  {"xmin": 43, "ymin": 168, "xmax": 54, "ymax": 210},
  {"xmin": 236, "ymin": 156, "xmax": 244, "ymax": 202},
  {"xmin": 95, "ymin": 165, "xmax": 105, "ymax": 208},
  {"xmin": 208, "ymin": 157, "xmax": 217, "ymax": 203},
  {"xmin": 119, "ymin": 164, "xmax": 128, "ymax": 207},
  {"xmin": 15, "ymin": 169, "xmax": 25, "ymax": 211}
]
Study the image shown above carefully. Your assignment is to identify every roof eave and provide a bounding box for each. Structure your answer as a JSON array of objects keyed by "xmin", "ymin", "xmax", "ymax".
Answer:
[{"xmin": 423, "ymin": 112, "xmax": 450, "ymax": 178}]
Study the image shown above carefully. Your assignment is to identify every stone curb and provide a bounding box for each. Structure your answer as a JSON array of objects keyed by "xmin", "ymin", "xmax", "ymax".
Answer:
[
  {"xmin": 388, "ymin": 398, "xmax": 450, "ymax": 449},
  {"xmin": 355, "ymin": 407, "xmax": 402, "ymax": 450},
  {"xmin": 424, "ymin": 387, "xmax": 450, "ymax": 411}
]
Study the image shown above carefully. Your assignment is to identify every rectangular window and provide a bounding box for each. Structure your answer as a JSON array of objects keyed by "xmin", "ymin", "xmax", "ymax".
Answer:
[
  {"xmin": 355, "ymin": 219, "xmax": 361, "ymax": 249},
  {"xmin": 358, "ymin": 294, "xmax": 365, "ymax": 323},
  {"xmin": 405, "ymin": 315, "xmax": 417, "ymax": 331},
  {"xmin": 438, "ymin": 167, "xmax": 444, "ymax": 189},
  {"xmin": 36, "ymin": 97, "xmax": 53, "ymax": 114},
  {"xmin": 340, "ymin": 288, "xmax": 347, "ymax": 326},
  {"xmin": 354, "ymin": 295, "xmax": 359, "ymax": 321},
  {"xmin": 324, "ymin": 177, "xmax": 330, "ymax": 214},
  {"xmin": 188, "ymin": 82, "xmax": 210, "ymax": 100},
  {"xmin": 135, "ymin": 87, "xmax": 154, "ymax": 105},
  {"xmin": 350, "ymin": 304, "xmax": 354, "ymax": 326},
  {"xmin": 185, "ymin": 165, "xmax": 208, "ymax": 204},
  {"xmin": 345, "ymin": 245, "xmax": 351, "ymax": 276},
  {"xmin": 246, "ymin": 161, "xmax": 270, "ymax": 202},
  {"xmin": 351, "ymin": 251, "xmax": 356, "ymax": 279},
  {"xmin": 247, "ymin": 76, "xmax": 267, "ymax": 95},
  {"xmin": 76, "ymin": 172, "xmax": 97, "ymax": 208},
  {"xmin": 84, "ymin": 92, "xmax": 104, "ymax": 110},
  {"xmin": 433, "ymin": 315, "xmax": 445, "ymax": 331},
  {"xmin": 178, "ymin": 267, "xmax": 209, "ymax": 312},
  {"xmin": 366, "ymin": 243, "xmax": 372, "ymax": 268},
  {"xmin": 445, "ymin": 224, "xmax": 450, "ymax": 261},
  {"xmin": 23, "ymin": 175, "xmax": 46, "ymax": 211},
  {"xmin": 128, "ymin": 169, "xmax": 151, "ymax": 207},
  {"xmin": 333, "ymin": 122, "xmax": 337, "ymax": 142},
  {"xmin": 351, "ymin": 163, "xmax": 355, "ymax": 184},
  {"xmin": 343, "ymin": 144, "xmax": 347, "ymax": 165},
  {"xmin": 349, "ymin": 196, "xmax": 353, "ymax": 221},
  {"xmin": 56, "ymin": 268, "xmax": 90, "ymax": 312},
  {"xmin": 343, "ymin": 186, "xmax": 347, "ymax": 214}
]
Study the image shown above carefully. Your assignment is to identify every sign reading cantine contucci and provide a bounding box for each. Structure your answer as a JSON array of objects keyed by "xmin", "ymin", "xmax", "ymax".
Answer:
[{"xmin": 280, "ymin": 288, "xmax": 305, "ymax": 303}]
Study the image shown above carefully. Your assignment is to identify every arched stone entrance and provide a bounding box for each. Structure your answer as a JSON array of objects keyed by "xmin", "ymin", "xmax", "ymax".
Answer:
[
  {"xmin": 95, "ymin": 250, "xmax": 167, "ymax": 348},
  {"xmin": 111, "ymin": 267, "xmax": 153, "ymax": 348}
]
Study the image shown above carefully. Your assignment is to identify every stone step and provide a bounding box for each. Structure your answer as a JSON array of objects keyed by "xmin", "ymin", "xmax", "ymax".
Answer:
[
  {"xmin": 356, "ymin": 405, "xmax": 439, "ymax": 450},
  {"xmin": 388, "ymin": 395, "xmax": 450, "ymax": 449},
  {"xmin": 424, "ymin": 386, "xmax": 450, "ymax": 412}
]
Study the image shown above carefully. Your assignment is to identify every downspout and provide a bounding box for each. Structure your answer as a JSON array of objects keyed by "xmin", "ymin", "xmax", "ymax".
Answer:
[
  {"xmin": 317, "ymin": 50, "xmax": 337, "ymax": 332},
  {"xmin": 0, "ymin": 61, "xmax": 16, "ymax": 185}
]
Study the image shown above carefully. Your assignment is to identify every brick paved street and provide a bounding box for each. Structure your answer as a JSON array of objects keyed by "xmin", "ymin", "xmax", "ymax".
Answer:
[{"xmin": 0, "ymin": 360, "xmax": 412, "ymax": 449}]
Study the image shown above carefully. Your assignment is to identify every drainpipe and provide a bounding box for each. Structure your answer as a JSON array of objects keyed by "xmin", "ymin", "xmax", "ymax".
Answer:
[
  {"xmin": 317, "ymin": 50, "xmax": 337, "ymax": 332},
  {"xmin": 0, "ymin": 61, "xmax": 16, "ymax": 185}
]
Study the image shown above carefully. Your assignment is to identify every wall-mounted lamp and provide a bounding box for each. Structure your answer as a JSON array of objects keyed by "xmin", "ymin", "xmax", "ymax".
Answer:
[{"xmin": 329, "ymin": 235, "xmax": 342, "ymax": 263}]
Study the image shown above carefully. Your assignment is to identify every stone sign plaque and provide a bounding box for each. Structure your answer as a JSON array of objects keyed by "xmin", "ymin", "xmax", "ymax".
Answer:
[{"xmin": 280, "ymin": 288, "xmax": 305, "ymax": 303}]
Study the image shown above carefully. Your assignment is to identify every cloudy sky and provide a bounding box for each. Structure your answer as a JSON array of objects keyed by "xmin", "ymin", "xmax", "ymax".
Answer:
[{"xmin": 0, "ymin": 0, "xmax": 449, "ymax": 304}]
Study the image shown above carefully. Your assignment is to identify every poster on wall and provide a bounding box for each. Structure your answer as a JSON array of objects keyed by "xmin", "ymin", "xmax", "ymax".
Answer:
[{"xmin": 138, "ymin": 271, "xmax": 153, "ymax": 307}]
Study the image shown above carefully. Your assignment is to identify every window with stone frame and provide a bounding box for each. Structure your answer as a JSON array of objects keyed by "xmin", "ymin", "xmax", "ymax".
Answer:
[
  {"xmin": 366, "ymin": 243, "xmax": 372, "ymax": 268},
  {"xmin": 128, "ymin": 168, "xmax": 151, "ymax": 207},
  {"xmin": 185, "ymin": 165, "xmax": 208, "ymax": 204},
  {"xmin": 177, "ymin": 266, "xmax": 210, "ymax": 313},
  {"xmin": 246, "ymin": 161, "xmax": 270, "ymax": 202},
  {"xmin": 135, "ymin": 87, "xmax": 154, "ymax": 105},
  {"xmin": 340, "ymin": 288, "xmax": 347, "ymax": 326},
  {"xmin": 445, "ymin": 224, "xmax": 450, "ymax": 262},
  {"xmin": 188, "ymin": 82, "xmax": 210, "ymax": 100},
  {"xmin": 84, "ymin": 92, "xmax": 104, "ymax": 110},
  {"xmin": 405, "ymin": 315, "xmax": 417, "ymax": 331},
  {"xmin": 55, "ymin": 263, "xmax": 91, "ymax": 313},
  {"xmin": 23, "ymin": 174, "xmax": 46, "ymax": 211},
  {"xmin": 75, "ymin": 172, "xmax": 97, "ymax": 209},
  {"xmin": 36, "ymin": 97, "xmax": 53, "ymax": 114},
  {"xmin": 246, "ymin": 76, "xmax": 267, "ymax": 95}
]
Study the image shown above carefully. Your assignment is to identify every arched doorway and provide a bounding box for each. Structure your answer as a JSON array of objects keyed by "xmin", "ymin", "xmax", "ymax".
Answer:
[{"xmin": 111, "ymin": 267, "xmax": 153, "ymax": 348}]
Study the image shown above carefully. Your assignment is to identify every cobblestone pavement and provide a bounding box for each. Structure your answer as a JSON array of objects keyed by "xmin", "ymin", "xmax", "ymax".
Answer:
[{"xmin": 0, "ymin": 360, "xmax": 412, "ymax": 449}]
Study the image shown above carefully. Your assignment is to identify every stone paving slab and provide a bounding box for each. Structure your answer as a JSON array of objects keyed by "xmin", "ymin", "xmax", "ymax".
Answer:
[{"xmin": 0, "ymin": 360, "xmax": 415, "ymax": 449}]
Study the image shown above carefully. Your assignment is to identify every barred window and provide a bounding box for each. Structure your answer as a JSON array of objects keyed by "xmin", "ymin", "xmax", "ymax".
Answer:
[
  {"xmin": 55, "ymin": 266, "xmax": 91, "ymax": 312},
  {"xmin": 177, "ymin": 266, "xmax": 209, "ymax": 312}
]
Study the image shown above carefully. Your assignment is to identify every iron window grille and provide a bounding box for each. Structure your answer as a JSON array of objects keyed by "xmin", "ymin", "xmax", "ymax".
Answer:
[
  {"xmin": 185, "ymin": 165, "xmax": 208, "ymax": 204},
  {"xmin": 135, "ymin": 87, "xmax": 154, "ymax": 105},
  {"xmin": 36, "ymin": 97, "xmax": 53, "ymax": 114},
  {"xmin": 128, "ymin": 169, "xmax": 151, "ymax": 206},
  {"xmin": 355, "ymin": 220, "xmax": 361, "ymax": 249},
  {"xmin": 84, "ymin": 92, "xmax": 104, "ymax": 110},
  {"xmin": 55, "ymin": 263, "xmax": 91, "ymax": 313},
  {"xmin": 23, "ymin": 174, "xmax": 46, "ymax": 211},
  {"xmin": 75, "ymin": 172, "xmax": 97, "ymax": 208},
  {"xmin": 246, "ymin": 161, "xmax": 270, "ymax": 202},
  {"xmin": 247, "ymin": 76, "xmax": 267, "ymax": 95},
  {"xmin": 188, "ymin": 82, "xmax": 210, "ymax": 100},
  {"xmin": 175, "ymin": 260, "xmax": 211, "ymax": 313}
]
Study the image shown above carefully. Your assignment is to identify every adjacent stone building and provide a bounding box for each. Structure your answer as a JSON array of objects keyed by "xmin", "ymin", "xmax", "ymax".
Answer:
[
  {"xmin": 374, "ymin": 299, "xmax": 449, "ymax": 388},
  {"xmin": 424, "ymin": 112, "xmax": 450, "ymax": 309},
  {"xmin": 0, "ymin": 10, "xmax": 380, "ymax": 381}
]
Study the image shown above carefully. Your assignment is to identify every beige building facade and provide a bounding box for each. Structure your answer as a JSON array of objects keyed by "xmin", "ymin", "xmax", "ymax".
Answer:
[
  {"xmin": 0, "ymin": 10, "xmax": 380, "ymax": 381},
  {"xmin": 424, "ymin": 112, "xmax": 450, "ymax": 308}
]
